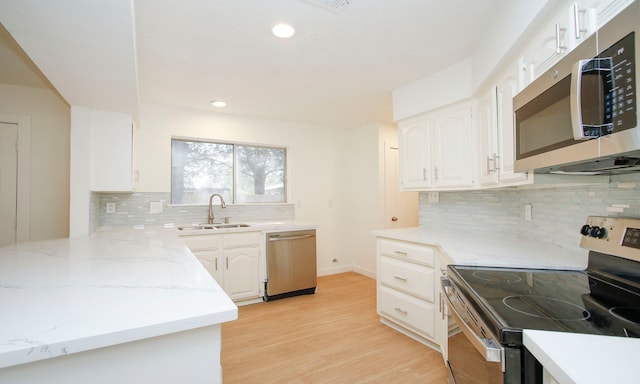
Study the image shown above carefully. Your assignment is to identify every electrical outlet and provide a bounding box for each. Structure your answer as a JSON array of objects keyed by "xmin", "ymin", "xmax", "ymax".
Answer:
[
  {"xmin": 149, "ymin": 201, "xmax": 163, "ymax": 214},
  {"xmin": 106, "ymin": 202, "xmax": 116, "ymax": 214},
  {"xmin": 427, "ymin": 192, "xmax": 439, "ymax": 203},
  {"xmin": 525, "ymin": 204, "xmax": 532, "ymax": 221}
]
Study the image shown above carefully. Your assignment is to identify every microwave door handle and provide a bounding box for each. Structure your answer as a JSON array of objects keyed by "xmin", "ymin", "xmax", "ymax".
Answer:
[{"xmin": 570, "ymin": 59, "xmax": 587, "ymax": 140}]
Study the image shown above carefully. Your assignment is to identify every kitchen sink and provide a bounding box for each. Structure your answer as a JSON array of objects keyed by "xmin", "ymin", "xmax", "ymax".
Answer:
[
  {"xmin": 177, "ymin": 223, "xmax": 251, "ymax": 231},
  {"xmin": 212, "ymin": 223, "xmax": 251, "ymax": 229}
]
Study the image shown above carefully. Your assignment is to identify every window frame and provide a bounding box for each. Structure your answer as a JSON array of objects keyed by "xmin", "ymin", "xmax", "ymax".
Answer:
[{"xmin": 170, "ymin": 137, "xmax": 288, "ymax": 205}]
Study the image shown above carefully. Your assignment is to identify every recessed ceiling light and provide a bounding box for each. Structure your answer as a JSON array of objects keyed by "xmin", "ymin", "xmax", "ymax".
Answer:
[
  {"xmin": 211, "ymin": 100, "xmax": 227, "ymax": 107},
  {"xmin": 272, "ymin": 23, "xmax": 295, "ymax": 38}
]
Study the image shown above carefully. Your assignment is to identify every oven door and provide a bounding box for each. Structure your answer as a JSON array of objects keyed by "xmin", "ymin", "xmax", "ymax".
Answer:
[
  {"xmin": 442, "ymin": 274, "xmax": 542, "ymax": 384},
  {"xmin": 446, "ymin": 296, "xmax": 505, "ymax": 384}
]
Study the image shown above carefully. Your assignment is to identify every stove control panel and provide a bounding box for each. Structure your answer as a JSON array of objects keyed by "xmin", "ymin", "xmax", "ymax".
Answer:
[{"xmin": 580, "ymin": 216, "xmax": 640, "ymax": 262}]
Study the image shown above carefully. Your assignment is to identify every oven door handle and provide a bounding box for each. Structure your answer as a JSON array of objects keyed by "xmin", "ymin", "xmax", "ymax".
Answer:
[{"xmin": 442, "ymin": 278, "xmax": 503, "ymax": 364}]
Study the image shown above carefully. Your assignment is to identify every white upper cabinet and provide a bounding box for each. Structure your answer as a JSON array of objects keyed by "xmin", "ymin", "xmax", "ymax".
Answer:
[
  {"xmin": 399, "ymin": 118, "xmax": 432, "ymax": 190},
  {"xmin": 432, "ymin": 102, "xmax": 474, "ymax": 189},
  {"xmin": 477, "ymin": 86, "xmax": 499, "ymax": 186},
  {"xmin": 582, "ymin": 0, "xmax": 635, "ymax": 29},
  {"xmin": 394, "ymin": 0, "xmax": 634, "ymax": 192},
  {"xmin": 398, "ymin": 100, "xmax": 474, "ymax": 191},
  {"xmin": 90, "ymin": 110, "xmax": 133, "ymax": 192},
  {"xmin": 522, "ymin": 0, "xmax": 631, "ymax": 84},
  {"xmin": 525, "ymin": 4, "xmax": 575, "ymax": 81},
  {"xmin": 496, "ymin": 63, "xmax": 533, "ymax": 185}
]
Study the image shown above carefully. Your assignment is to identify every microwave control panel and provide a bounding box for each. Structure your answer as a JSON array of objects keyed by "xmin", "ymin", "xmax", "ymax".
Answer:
[{"xmin": 601, "ymin": 31, "xmax": 636, "ymax": 135}]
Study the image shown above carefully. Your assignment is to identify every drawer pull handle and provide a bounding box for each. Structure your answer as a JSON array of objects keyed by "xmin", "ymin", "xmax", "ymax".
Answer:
[
  {"xmin": 394, "ymin": 276, "xmax": 408, "ymax": 282},
  {"xmin": 394, "ymin": 307, "xmax": 408, "ymax": 315},
  {"xmin": 394, "ymin": 250, "xmax": 408, "ymax": 255}
]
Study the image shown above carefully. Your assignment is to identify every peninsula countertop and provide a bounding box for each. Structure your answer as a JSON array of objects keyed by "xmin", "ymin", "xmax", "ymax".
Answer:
[
  {"xmin": 372, "ymin": 226, "xmax": 588, "ymax": 269},
  {"xmin": 0, "ymin": 227, "xmax": 238, "ymax": 369}
]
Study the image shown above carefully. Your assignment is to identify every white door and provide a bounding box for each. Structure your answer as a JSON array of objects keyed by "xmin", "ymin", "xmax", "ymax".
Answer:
[
  {"xmin": 384, "ymin": 144, "xmax": 418, "ymax": 229},
  {"xmin": 0, "ymin": 122, "xmax": 18, "ymax": 247}
]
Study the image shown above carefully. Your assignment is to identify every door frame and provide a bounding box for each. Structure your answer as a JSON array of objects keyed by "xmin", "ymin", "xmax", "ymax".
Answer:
[
  {"xmin": 0, "ymin": 113, "xmax": 31, "ymax": 243},
  {"xmin": 383, "ymin": 141, "xmax": 418, "ymax": 229}
]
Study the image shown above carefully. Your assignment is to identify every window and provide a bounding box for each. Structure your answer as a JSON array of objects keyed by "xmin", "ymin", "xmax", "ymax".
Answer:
[{"xmin": 171, "ymin": 139, "xmax": 286, "ymax": 204}]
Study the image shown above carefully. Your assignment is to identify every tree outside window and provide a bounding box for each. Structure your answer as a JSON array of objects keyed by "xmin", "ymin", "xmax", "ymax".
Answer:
[{"xmin": 171, "ymin": 139, "xmax": 286, "ymax": 204}]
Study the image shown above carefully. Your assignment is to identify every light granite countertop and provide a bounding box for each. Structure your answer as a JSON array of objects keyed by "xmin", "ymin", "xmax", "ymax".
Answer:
[
  {"xmin": 0, "ymin": 220, "xmax": 318, "ymax": 369},
  {"xmin": 0, "ymin": 228, "xmax": 238, "ymax": 369},
  {"xmin": 372, "ymin": 226, "xmax": 588, "ymax": 270},
  {"xmin": 524, "ymin": 330, "xmax": 640, "ymax": 384}
]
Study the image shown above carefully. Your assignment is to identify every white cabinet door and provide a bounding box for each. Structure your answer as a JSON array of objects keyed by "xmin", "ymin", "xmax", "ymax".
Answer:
[
  {"xmin": 181, "ymin": 232, "xmax": 262, "ymax": 302},
  {"xmin": 398, "ymin": 101, "xmax": 474, "ymax": 191},
  {"xmin": 432, "ymin": 102, "xmax": 474, "ymax": 189},
  {"xmin": 582, "ymin": 0, "xmax": 634, "ymax": 29},
  {"xmin": 90, "ymin": 110, "xmax": 133, "ymax": 192},
  {"xmin": 477, "ymin": 86, "xmax": 499, "ymax": 186},
  {"xmin": 525, "ymin": 7, "xmax": 574, "ymax": 81},
  {"xmin": 193, "ymin": 249, "xmax": 222, "ymax": 284},
  {"xmin": 224, "ymin": 247, "xmax": 261, "ymax": 300},
  {"xmin": 524, "ymin": 2, "xmax": 598, "ymax": 84},
  {"xmin": 496, "ymin": 64, "xmax": 533, "ymax": 185},
  {"xmin": 399, "ymin": 118, "xmax": 432, "ymax": 190},
  {"xmin": 435, "ymin": 251, "xmax": 451, "ymax": 365},
  {"xmin": 476, "ymin": 63, "xmax": 531, "ymax": 188}
]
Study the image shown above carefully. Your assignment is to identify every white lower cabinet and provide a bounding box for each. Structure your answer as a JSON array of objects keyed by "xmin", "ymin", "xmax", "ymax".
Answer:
[
  {"xmin": 377, "ymin": 237, "xmax": 448, "ymax": 356},
  {"xmin": 181, "ymin": 231, "xmax": 262, "ymax": 302}
]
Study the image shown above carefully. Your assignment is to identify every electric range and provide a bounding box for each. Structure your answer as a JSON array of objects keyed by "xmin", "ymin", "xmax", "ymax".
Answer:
[{"xmin": 442, "ymin": 216, "xmax": 640, "ymax": 384}]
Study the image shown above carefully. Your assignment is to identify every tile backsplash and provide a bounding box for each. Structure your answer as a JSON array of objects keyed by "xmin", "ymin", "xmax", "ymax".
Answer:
[
  {"xmin": 93, "ymin": 192, "xmax": 295, "ymax": 229},
  {"xmin": 419, "ymin": 173, "xmax": 640, "ymax": 251}
]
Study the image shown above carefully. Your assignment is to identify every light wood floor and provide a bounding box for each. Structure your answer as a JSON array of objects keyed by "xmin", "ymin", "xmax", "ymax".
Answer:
[{"xmin": 221, "ymin": 272, "xmax": 448, "ymax": 383}]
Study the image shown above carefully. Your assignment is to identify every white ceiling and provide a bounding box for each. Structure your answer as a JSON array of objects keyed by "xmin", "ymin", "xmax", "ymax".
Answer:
[{"xmin": 0, "ymin": 0, "xmax": 504, "ymax": 128}]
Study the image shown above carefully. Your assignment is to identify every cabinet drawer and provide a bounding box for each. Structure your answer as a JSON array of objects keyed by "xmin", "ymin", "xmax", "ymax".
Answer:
[
  {"xmin": 379, "ymin": 256, "xmax": 434, "ymax": 302},
  {"xmin": 224, "ymin": 232, "xmax": 261, "ymax": 248},
  {"xmin": 180, "ymin": 234, "xmax": 223, "ymax": 251},
  {"xmin": 379, "ymin": 239, "xmax": 434, "ymax": 266},
  {"xmin": 379, "ymin": 285, "xmax": 435, "ymax": 338}
]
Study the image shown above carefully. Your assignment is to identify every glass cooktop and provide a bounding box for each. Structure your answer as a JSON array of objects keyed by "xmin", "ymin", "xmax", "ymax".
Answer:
[{"xmin": 448, "ymin": 265, "xmax": 640, "ymax": 345}]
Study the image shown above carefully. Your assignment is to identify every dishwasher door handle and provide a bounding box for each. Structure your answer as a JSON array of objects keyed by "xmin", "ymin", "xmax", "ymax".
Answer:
[{"xmin": 268, "ymin": 234, "xmax": 315, "ymax": 241}]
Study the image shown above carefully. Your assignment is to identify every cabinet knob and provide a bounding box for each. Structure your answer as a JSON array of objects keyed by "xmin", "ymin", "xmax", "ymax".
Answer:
[{"xmin": 391, "ymin": 216, "xmax": 398, "ymax": 222}]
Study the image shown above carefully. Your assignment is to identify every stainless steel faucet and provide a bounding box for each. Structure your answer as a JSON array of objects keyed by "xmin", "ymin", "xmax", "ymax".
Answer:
[{"xmin": 207, "ymin": 193, "xmax": 226, "ymax": 224}]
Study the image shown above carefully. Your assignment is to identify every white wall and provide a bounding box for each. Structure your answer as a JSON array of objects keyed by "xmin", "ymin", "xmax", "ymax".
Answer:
[
  {"xmin": 69, "ymin": 106, "xmax": 92, "ymax": 237},
  {"xmin": 135, "ymin": 102, "xmax": 351, "ymax": 274},
  {"xmin": 340, "ymin": 123, "xmax": 398, "ymax": 278},
  {"xmin": 0, "ymin": 84, "xmax": 70, "ymax": 241},
  {"xmin": 471, "ymin": 0, "xmax": 558, "ymax": 91},
  {"xmin": 392, "ymin": 58, "xmax": 473, "ymax": 121},
  {"xmin": 393, "ymin": 1, "xmax": 559, "ymax": 121}
]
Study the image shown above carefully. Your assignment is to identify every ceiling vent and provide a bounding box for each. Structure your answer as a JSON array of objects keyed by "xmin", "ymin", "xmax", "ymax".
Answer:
[{"xmin": 301, "ymin": 0, "xmax": 351, "ymax": 13}]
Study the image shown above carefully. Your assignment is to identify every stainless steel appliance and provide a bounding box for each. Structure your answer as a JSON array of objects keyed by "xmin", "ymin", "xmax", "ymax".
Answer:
[
  {"xmin": 264, "ymin": 229, "xmax": 317, "ymax": 301},
  {"xmin": 513, "ymin": 0, "xmax": 639, "ymax": 175},
  {"xmin": 442, "ymin": 216, "xmax": 640, "ymax": 384}
]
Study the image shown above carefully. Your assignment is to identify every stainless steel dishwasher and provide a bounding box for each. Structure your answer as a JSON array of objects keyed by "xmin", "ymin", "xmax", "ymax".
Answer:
[{"xmin": 264, "ymin": 229, "xmax": 317, "ymax": 301}]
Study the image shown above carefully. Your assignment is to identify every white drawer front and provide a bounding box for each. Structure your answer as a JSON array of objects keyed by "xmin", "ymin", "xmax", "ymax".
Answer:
[
  {"xmin": 379, "ymin": 239, "xmax": 434, "ymax": 266},
  {"xmin": 379, "ymin": 256, "xmax": 434, "ymax": 302},
  {"xmin": 180, "ymin": 235, "xmax": 223, "ymax": 251},
  {"xmin": 223, "ymin": 232, "xmax": 261, "ymax": 248},
  {"xmin": 379, "ymin": 286, "xmax": 435, "ymax": 338}
]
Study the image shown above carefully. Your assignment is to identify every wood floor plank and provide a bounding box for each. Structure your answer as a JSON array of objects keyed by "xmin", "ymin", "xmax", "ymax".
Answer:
[{"xmin": 221, "ymin": 272, "xmax": 448, "ymax": 383}]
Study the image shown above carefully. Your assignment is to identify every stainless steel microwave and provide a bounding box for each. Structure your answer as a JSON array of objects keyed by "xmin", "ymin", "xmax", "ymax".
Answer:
[{"xmin": 514, "ymin": 0, "xmax": 640, "ymax": 175}]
